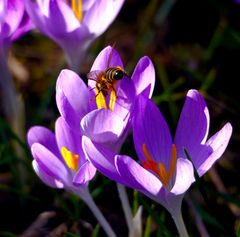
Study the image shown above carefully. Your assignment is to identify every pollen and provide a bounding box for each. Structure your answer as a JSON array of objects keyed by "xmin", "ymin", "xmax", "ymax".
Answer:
[
  {"xmin": 142, "ymin": 144, "xmax": 177, "ymax": 189},
  {"xmin": 96, "ymin": 89, "xmax": 108, "ymax": 110},
  {"xmin": 61, "ymin": 147, "xmax": 79, "ymax": 171},
  {"xmin": 95, "ymin": 84, "xmax": 117, "ymax": 111},
  {"xmin": 70, "ymin": 0, "xmax": 83, "ymax": 22},
  {"xmin": 109, "ymin": 85, "xmax": 117, "ymax": 111}
]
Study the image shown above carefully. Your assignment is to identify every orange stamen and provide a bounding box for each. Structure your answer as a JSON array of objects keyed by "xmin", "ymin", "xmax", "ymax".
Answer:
[
  {"xmin": 142, "ymin": 143, "xmax": 154, "ymax": 162},
  {"xmin": 142, "ymin": 143, "xmax": 177, "ymax": 189},
  {"xmin": 169, "ymin": 144, "xmax": 177, "ymax": 180},
  {"xmin": 158, "ymin": 163, "xmax": 169, "ymax": 187}
]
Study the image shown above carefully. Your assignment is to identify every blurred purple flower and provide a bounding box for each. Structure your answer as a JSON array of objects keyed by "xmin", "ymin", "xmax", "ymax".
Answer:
[
  {"xmin": 24, "ymin": 0, "xmax": 125, "ymax": 71},
  {"xmin": 0, "ymin": 0, "xmax": 33, "ymax": 149},
  {"xmin": 56, "ymin": 45, "xmax": 155, "ymax": 151},
  {"xmin": 82, "ymin": 89, "xmax": 232, "ymax": 216},
  {"xmin": 27, "ymin": 116, "xmax": 96, "ymax": 192},
  {"xmin": 0, "ymin": 0, "xmax": 32, "ymax": 56}
]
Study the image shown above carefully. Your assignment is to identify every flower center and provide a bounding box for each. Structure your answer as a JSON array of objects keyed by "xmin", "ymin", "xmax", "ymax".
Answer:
[
  {"xmin": 96, "ymin": 84, "xmax": 117, "ymax": 111},
  {"xmin": 142, "ymin": 144, "xmax": 177, "ymax": 189},
  {"xmin": 61, "ymin": 147, "xmax": 79, "ymax": 171},
  {"xmin": 66, "ymin": 0, "xmax": 83, "ymax": 22}
]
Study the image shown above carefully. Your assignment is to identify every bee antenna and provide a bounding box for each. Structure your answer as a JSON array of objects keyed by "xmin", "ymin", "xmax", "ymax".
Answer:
[
  {"xmin": 112, "ymin": 41, "xmax": 117, "ymax": 49},
  {"xmin": 88, "ymin": 78, "xmax": 97, "ymax": 82},
  {"xmin": 107, "ymin": 42, "xmax": 117, "ymax": 68}
]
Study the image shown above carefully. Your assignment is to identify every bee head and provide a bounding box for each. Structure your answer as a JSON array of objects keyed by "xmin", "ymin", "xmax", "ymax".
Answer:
[{"xmin": 113, "ymin": 66, "xmax": 128, "ymax": 80}]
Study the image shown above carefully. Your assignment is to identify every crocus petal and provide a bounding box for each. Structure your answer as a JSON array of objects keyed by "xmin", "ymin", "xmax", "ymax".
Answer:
[
  {"xmin": 0, "ymin": 0, "xmax": 6, "ymax": 22},
  {"xmin": 195, "ymin": 122, "xmax": 233, "ymax": 177},
  {"xmin": 25, "ymin": 0, "xmax": 79, "ymax": 35},
  {"xmin": 133, "ymin": 96, "xmax": 172, "ymax": 165},
  {"xmin": 31, "ymin": 143, "xmax": 69, "ymax": 185},
  {"xmin": 111, "ymin": 78, "xmax": 135, "ymax": 121},
  {"xmin": 11, "ymin": 11, "xmax": 33, "ymax": 41},
  {"xmin": 48, "ymin": 0, "xmax": 80, "ymax": 34},
  {"xmin": 82, "ymin": 136, "xmax": 125, "ymax": 184},
  {"xmin": 56, "ymin": 88, "xmax": 80, "ymax": 130},
  {"xmin": 84, "ymin": 0, "xmax": 125, "ymax": 37},
  {"xmin": 25, "ymin": 0, "xmax": 94, "ymax": 70},
  {"xmin": 131, "ymin": 56, "xmax": 155, "ymax": 98},
  {"xmin": 27, "ymin": 126, "xmax": 60, "ymax": 157},
  {"xmin": 32, "ymin": 160, "xmax": 64, "ymax": 188},
  {"xmin": 73, "ymin": 161, "xmax": 96, "ymax": 186},
  {"xmin": 174, "ymin": 89, "xmax": 210, "ymax": 158},
  {"xmin": 82, "ymin": 0, "xmax": 96, "ymax": 11},
  {"xmin": 1, "ymin": 0, "xmax": 24, "ymax": 38},
  {"xmin": 81, "ymin": 109, "xmax": 125, "ymax": 145},
  {"xmin": 24, "ymin": 0, "xmax": 49, "ymax": 35},
  {"xmin": 55, "ymin": 117, "xmax": 84, "ymax": 165},
  {"xmin": 91, "ymin": 46, "xmax": 124, "ymax": 70},
  {"xmin": 60, "ymin": 27, "xmax": 93, "ymax": 71},
  {"xmin": 116, "ymin": 155, "xmax": 163, "ymax": 197},
  {"xmin": 170, "ymin": 158, "xmax": 195, "ymax": 195},
  {"xmin": 56, "ymin": 69, "xmax": 90, "ymax": 128},
  {"xmin": 48, "ymin": 1, "xmax": 93, "ymax": 70}
]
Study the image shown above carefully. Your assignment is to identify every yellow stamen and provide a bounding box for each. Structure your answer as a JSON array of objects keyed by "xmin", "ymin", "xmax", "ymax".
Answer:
[
  {"xmin": 95, "ymin": 83, "xmax": 117, "ymax": 111},
  {"xmin": 71, "ymin": 0, "xmax": 83, "ymax": 22},
  {"xmin": 61, "ymin": 147, "xmax": 79, "ymax": 171},
  {"xmin": 109, "ymin": 84, "xmax": 117, "ymax": 111},
  {"xmin": 142, "ymin": 143, "xmax": 177, "ymax": 189},
  {"xmin": 96, "ymin": 90, "xmax": 108, "ymax": 109},
  {"xmin": 71, "ymin": 0, "xmax": 76, "ymax": 13}
]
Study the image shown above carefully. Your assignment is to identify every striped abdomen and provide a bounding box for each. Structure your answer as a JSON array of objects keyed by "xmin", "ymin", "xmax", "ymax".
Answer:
[{"xmin": 104, "ymin": 66, "xmax": 128, "ymax": 83}]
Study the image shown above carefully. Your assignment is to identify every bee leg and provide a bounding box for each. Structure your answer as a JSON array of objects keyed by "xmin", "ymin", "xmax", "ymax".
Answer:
[
  {"xmin": 95, "ymin": 90, "xmax": 101, "ymax": 97},
  {"xmin": 95, "ymin": 85, "xmax": 102, "ymax": 97},
  {"xmin": 95, "ymin": 88, "xmax": 107, "ymax": 109},
  {"xmin": 89, "ymin": 87, "xmax": 96, "ymax": 92},
  {"xmin": 88, "ymin": 78, "xmax": 97, "ymax": 82}
]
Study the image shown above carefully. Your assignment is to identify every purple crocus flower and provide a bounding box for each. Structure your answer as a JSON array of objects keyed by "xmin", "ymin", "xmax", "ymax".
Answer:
[
  {"xmin": 27, "ymin": 117, "xmax": 120, "ymax": 237},
  {"xmin": 24, "ymin": 0, "xmax": 125, "ymax": 71},
  {"xmin": 27, "ymin": 116, "xmax": 96, "ymax": 191},
  {"xmin": 56, "ymin": 45, "xmax": 155, "ymax": 151},
  {"xmin": 0, "ymin": 0, "xmax": 32, "ymax": 56},
  {"xmin": 82, "ymin": 90, "xmax": 232, "ymax": 236},
  {"xmin": 0, "ymin": 0, "xmax": 32, "ymax": 132}
]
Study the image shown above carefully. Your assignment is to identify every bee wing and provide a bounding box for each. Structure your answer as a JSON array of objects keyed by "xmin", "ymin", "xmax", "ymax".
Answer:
[{"xmin": 86, "ymin": 70, "xmax": 102, "ymax": 81}]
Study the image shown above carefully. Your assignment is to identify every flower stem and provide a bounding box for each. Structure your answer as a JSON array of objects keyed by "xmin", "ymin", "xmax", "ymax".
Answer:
[
  {"xmin": 76, "ymin": 187, "xmax": 117, "ymax": 237},
  {"xmin": 0, "ymin": 52, "xmax": 26, "ymax": 187},
  {"xmin": 171, "ymin": 210, "xmax": 189, "ymax": 237},
  {"xmin": 117, "ymin": 183, "xmax": 133, "ymax": 233}
]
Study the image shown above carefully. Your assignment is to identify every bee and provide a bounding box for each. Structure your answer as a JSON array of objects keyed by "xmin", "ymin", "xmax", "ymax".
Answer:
[
  {"xmin": 87, "ymin": 48, "xmax": 129, "ymax": 98},
  {"xmin": 87, "ymin": 66, "xmax": 128, "ymax": 97}
]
